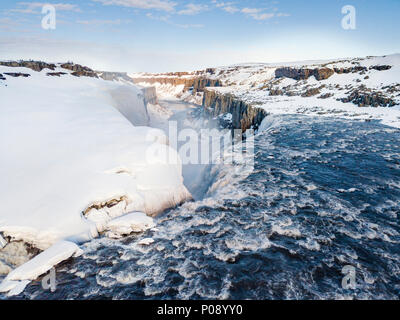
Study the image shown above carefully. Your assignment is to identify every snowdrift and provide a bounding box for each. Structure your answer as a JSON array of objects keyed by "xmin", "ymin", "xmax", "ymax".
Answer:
[{"xmin": 0, "ymin": 65, "xmax": 191, "ymax": 294}]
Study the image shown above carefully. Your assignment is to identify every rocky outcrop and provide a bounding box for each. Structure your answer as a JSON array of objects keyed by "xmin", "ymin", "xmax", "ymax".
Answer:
[
  {"xmin": 339, "ymin": 90, "xmax": 397, "ymax": 107},
  {"xmin": 0, "ymin": 61, "xmax": 56, "ymax": 72},
  {"xmin": 141, "ymin": 86, "xmax": 158, "ymax": 105},
  {"xmin": 203, "ymin": 89, "xmax": 268, "ymax": 131},
  {"xmin": 370, "ymin": 65, "xmax": 392, "ymax": 71},
  {"xmin": 333, "ymin": 66, "xmax": 368, "ymax": 74},
  {"xmin": 4, "ymin": 73, "xmax": 30, "ymax": 78},
  {"xmin": 60, "ymin": 63, "xmax": 98, "ymax": 78},
  {"xmin": 192, "ymin": 77, "xmax": 222, "ymax": 93},
  {"xmin": 46, "ymin": 72, "xmax": 67, "ymax": 77},
  {"xmin": 301, "ymin": 87, "xmax": 321, "ymax": 97},
  {"xmin": 0, "ymin": 73, "xmax": 5, "ymax": 80},
  {"xmin": 275, "ymin": 67, "xmax": 334, "ymax": 81},
  {"xmin": 275, "ymin": 64, "xmax": 391, "ymax": 81}
]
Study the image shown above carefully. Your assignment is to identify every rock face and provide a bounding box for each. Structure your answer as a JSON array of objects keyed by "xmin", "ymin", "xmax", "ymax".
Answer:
[
  {"xmin": 0, "ymin": 61, "xmax": 56, "ymax": 72},
  {"xmin": 141, "ymin": 86, "xmax": 158, "ymax": 105},
  {"xmin": 192, "ymin": 77, "xmax": 222, "ymax": 93},
  {"xmin": 203, "ymin": 89, "xmax": 268, "ymax": 131},
  {"xmin": 60, "ymin": 63, "xmax": 98, "ymax": 78},
  {"xmin": 339, "ymin": 90, "xmax": 397, "ymax": 107},
  {"xmin": 275, "ymin": 67, "xmax": 334, "ymax": 80}
]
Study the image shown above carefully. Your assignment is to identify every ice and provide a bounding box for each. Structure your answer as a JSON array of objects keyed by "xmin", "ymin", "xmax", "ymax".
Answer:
[
  {"xmin": 138, "ymin": 238, "xmax": 155, "ymax": 245},
  {"xmin": 105, "ymin": 212, "xmax": 155, "ymax": 238},
  {"xmin": 0, "ymin": 241, "xmax": 81, "ymax": 296},
  {"xmin": 5, "ymin": 241, "xmax": 81, "ymax": 282}
]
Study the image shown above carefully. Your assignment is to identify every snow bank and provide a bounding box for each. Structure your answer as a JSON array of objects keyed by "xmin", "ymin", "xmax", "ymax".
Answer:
[
  {"xmin": 0, "ymin": 240, "xmax": 81, "ymax": 296},
  {"xmin": 105, "ymin": 212, "xmax": 155, "ymax": 239},
  {"xmin": 0, "ymin": 66, "xmax": 191, "ymax": 249}
]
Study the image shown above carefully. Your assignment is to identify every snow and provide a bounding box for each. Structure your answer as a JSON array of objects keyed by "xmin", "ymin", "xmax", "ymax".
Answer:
[
  {"xmin": 136, "ymin": 82, "xmax": 185, "ymax": 100},
  {"xmin": 5, "ymin": 241, "xmax": 81, "ymax": 282},
  {"xmin": 138, "ymin": 238, "xmax": 154, "ymax": 245},
  {"xmin": 104, "ymin": 212, "xmax": 155, "ymax": 238},
  {"xmin": 205, "ymin": 54, "xmax": 400, "ymax": 129},
  {"xmin": 0, "ymin": 240, "xmax": 82, "ymax": 296},
  {"xmin": 0, "ymin": 64, "xmax": 192, "ymax": 294}
]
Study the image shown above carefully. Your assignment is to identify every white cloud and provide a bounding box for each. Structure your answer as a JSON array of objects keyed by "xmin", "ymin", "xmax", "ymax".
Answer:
[
  {"xmin": 146, "ymin": 12, "xmax": 203, "ymax": 28},
  {"xmin": 241, "ymin": 7, "xmax": 288, "ymax": 21},
  {"xmin": 77, "ymin": 19, "xmax": 131, "ymax": 25},
  {"xmin": 213, "ymin": 1, "xmax": 239, "ymax": 14},
  {"xmin": 221, "ymin": 6, "xmax": 239, "ymax": 14},
  {"xmin": 178, "ymin": 3, "xmax": 208, "ymax": 15},
  {"xmin": 91, "ymin": 0, "xmax": 177, "ymax": 12}
]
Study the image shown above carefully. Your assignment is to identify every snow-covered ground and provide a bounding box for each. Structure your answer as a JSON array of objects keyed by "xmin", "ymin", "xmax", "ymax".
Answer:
[{"xmin": 0, "ymin": 64, "xmax": 191, "ymax": 295}]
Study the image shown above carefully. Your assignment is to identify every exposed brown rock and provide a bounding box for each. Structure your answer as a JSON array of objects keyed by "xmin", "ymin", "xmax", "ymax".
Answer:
[
  {"xmin": 46, "ymin": 72, "xmax": 67, "ymax": 77},
  {"xmin": 301, "ymin": 87, "xmax": 321, "ymax": 97},
  {"xmin": 339, "ymin": 90, "xmax": 397, "ymax": 107},
  {"xmin": 61, "ymin": 63, "xmax": 98, "ymax": 78},
  {"xmin": 0, "ymin": 60, "xmax": 56, "ymax": 72},
  {"xmin": 275, "ymin": 67, "xmax": 334, "ymax": 81}
]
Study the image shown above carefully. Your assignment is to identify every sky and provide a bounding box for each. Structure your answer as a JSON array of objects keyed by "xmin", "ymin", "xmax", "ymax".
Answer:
[{"xmin": 0, "ymin": 0, "xmax": 399, "ymax": 72}]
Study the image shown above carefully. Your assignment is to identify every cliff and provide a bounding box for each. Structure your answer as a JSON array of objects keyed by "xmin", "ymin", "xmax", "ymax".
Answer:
[{"xmin": 203, "ymin": 89, "xmax": 268, "ymax": 131}]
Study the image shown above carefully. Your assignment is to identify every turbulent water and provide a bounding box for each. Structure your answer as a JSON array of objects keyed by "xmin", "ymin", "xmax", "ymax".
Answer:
[{"xmin": 4, "ymin": 103, "xmax": 400, "ymax": 300}]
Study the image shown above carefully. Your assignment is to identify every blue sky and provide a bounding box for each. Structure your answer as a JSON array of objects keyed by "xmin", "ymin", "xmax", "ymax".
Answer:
[{"xmin": 0, "ymin": 0, "xmax": 399, "ymax": 72}]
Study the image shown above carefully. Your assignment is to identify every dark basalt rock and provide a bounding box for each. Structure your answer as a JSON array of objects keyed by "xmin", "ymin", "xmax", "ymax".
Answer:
[
  {"xmin": 301, "ymin": 87, "xmax": 321, "ymax": 97},
  {"xmin": 333, "ymin": 66, "xmax": 368, "ymax": 74},
  {"xmin": 370, "ymin": 65, "xmax": 392, "ymax": 71},
  {"xmin": 275, "ymin": 67, "xmax": 334, "ymax": 81},
  {"xmin": 61, "ymin": 63, "xmax": 98, "ymax": 78},
  {"xmin": 4, "ymin": 72, "xmax": 31, "ymax": 78},
  {"xmin": 318, "ymin": 93, "xmax": 334, "ymax": 99},
  {"xmin": 339, "ymin": 90, "xmax": 397, "ymax": 107},
  {"xmin": 269, "ymin": 88, "xmax": 284, "ymax": 96},
  {"xmin": 203, "ymin": 89, "xmax": 268, "ymax": 132},
  {"xmin": 192, "ymin": 77, "xmax": 222, "ymax": 93},
  {"xmin": 46, "ymin": 72, "xmax": 67, "ymax": 77},
  {"xmin": 0, "ymin": 60, "xmax": 56, "ymax": 72},
  {"xmin": 71, "ymin": 70, "xmax": 98, "ymax": 78}
]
